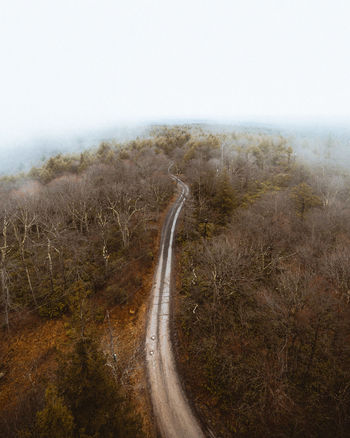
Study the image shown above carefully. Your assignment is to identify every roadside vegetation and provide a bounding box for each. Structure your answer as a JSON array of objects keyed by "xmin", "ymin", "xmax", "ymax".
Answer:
[
  {"xmin": 0, "ymin": 142, "xmax": 173, "ymax": 327},
  {"xmin": 167, "ymin": 127, "xmax": 350, "ymax": 437},
  {"xmin": 1, "ymin": 125, "xmax": 349, "ymax": 437},
  {"xmin": 0, "ymin": 139, "xmax": 173, "ymax": 436}
]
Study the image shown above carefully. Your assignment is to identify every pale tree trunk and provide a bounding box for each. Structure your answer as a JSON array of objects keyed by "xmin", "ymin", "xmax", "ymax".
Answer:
[
  {"xmin": 97, "ymin": 210, "xmax": 110, "ymax": 275},
  {"xmin": 108, "ymin": 196, "xmax": 144, "ymax": 248},
  {"xmin": 67, "ymin": 202, "xmax": 90, "ymax": 234},
  {"xmin": 12, "ymin": 211, "xmax": 37, "ymax": 305},
  {"xmin": 47, "ymin": 239, "xmax": 55, "ymax": 295},
  {"xmin": 1, "ymin": 267, "xmax": 10, "ymax": 331},
  {"xmin": 1, "ymin": 216, "xmax": 10, "ymax": 331},
  {"xmin": 45, "ymin": 223, "xmax": 67, "ymax": 289}
]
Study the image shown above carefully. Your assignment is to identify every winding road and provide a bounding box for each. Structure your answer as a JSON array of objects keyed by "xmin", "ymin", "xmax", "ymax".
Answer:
[{"xmin": 145, "ymin": 175, "xmax": 206, "ymax": 438}]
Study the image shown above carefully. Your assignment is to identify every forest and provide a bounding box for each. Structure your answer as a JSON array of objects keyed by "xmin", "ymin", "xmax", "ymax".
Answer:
[
  {"xmin": 172, "ymin": 127, "xmax": 350, "ymax": 437},
  {"xmin": 0, "ymin": 138, "xmax": 173, "ymax": 437},
  {"xmin": 0, "ymin": 125, "xmax": 349, "ymax": 437}
]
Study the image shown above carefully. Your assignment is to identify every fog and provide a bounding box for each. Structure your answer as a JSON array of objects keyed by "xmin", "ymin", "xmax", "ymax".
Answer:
[
  {"xmin": 1, "ymin": 1, "xmax": 350, "ymax": 172},
  {"xmin": 0, "ymin": 124, "xmax": 151, "ymax": 175},
  {"xmin": 2, "ymin": 120, "xmax": 350, "ymax": 176},
  {"xmin": 205, "ymin": 120, "xmax": 350, "ymax": 169}
]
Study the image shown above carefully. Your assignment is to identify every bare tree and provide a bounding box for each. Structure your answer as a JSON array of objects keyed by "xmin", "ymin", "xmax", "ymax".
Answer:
[
  {"xmin": 108, "ymin": 188, "xmax": 144, "ymax": 248},
  {"xmin": 11, "ymin": 207, "xmax": 37, "ymax": 305},
  {"xmin": 1, "ymin": 214, "xmax": 11, "ymax": 331}
]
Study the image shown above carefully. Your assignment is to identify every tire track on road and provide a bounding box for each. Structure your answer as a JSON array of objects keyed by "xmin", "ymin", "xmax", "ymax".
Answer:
[{"xmin": 145, "ymin": 176, "xmax": 206, "ymax": 438}]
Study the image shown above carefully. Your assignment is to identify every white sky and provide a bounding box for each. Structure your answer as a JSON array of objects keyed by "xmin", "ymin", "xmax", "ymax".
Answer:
[{"xmin": 1, "ymin": 0, "xmax": 350, "ymax": 143}]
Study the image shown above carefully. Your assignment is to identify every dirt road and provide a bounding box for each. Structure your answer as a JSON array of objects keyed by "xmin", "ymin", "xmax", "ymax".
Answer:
[{"xmin": 145, "ymin": 176, "xmax": 206, "ymax": 438}]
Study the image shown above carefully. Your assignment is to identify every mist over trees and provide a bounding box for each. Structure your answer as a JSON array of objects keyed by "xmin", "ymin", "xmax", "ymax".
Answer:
[
  {"xmin": 0, "ymin": 124, "xmax": 349, "ymax": 437},
  {"xmin": 2, "ymin": 121, "xmax": 350, "ymax": 177},
  {"xmin": 0, "ymin": 124, "xmax": 148, "ymax": 176},
  {"xmin": 0, "ymin": 142, "xmax": 173, "ymax": 331},
  {"xmin": 0, "ymin": 135, "xmax": 174, "ymax": 436},
  {"xmin": 166, "ymin": 126, "xmax": 350, "ymax": 437}
]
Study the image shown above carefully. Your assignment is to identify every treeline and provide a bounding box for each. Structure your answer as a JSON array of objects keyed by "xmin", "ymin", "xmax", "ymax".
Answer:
[
  {"xmin": 163, "ymin": 127, "xmax": 350, "ymax": 437},
  {"xmin": 0, "ymin": 142, "xmax": 173, "ymax": 329}
]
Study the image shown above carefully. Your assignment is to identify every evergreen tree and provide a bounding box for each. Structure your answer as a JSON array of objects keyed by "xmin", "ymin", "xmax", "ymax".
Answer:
[
  {"xmin": 36, "ymin": 385, "xmax": 74, "ymax": 438},
  {"xmin": 58, "ymin": 336, "xmax": 140, "ymax": 438},
  {"xmin": 212, "ymin": 172, "xmax": 236, "ymax": 224},
  {"xmin": 291, "ymin": 182, "xmax": 321, "ymax": 219}
]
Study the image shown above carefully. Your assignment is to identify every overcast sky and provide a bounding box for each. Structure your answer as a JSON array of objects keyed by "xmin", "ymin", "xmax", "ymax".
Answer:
[{"xmin": 1, "ymin": 0, "xmax": 350, "ymax": 143}]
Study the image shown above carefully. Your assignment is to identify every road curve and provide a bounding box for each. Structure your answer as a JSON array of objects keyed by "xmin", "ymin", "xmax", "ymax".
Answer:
[{"xmin": 145, "ymin": 175, "xmax": 206, "ymax": 438}]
